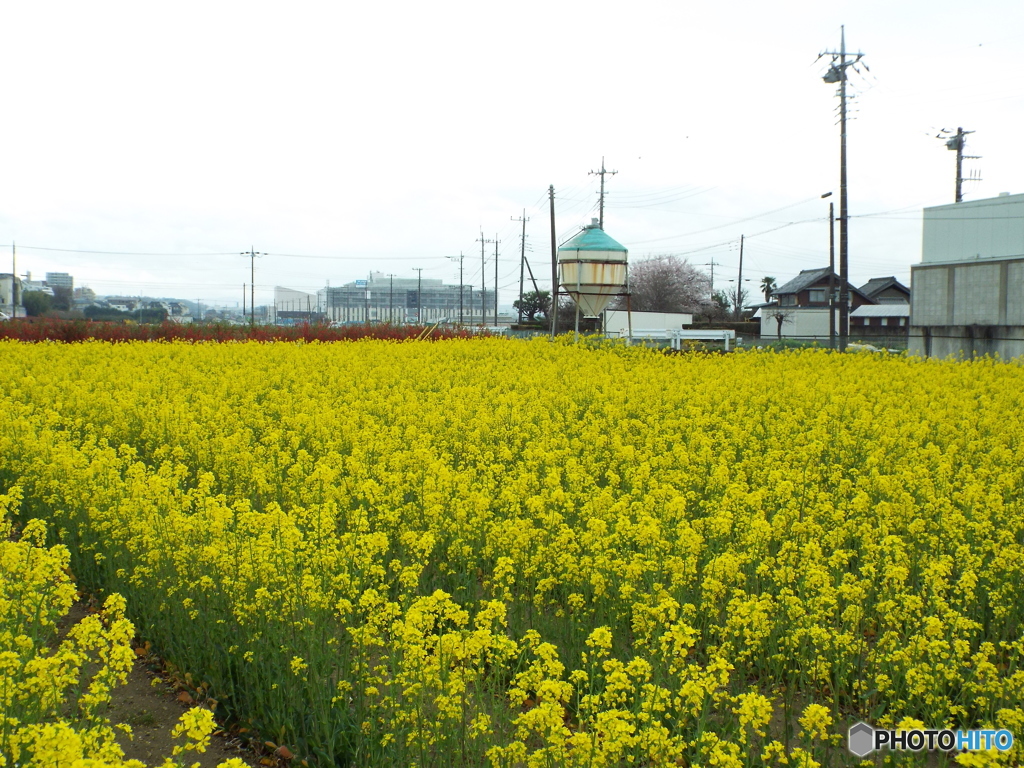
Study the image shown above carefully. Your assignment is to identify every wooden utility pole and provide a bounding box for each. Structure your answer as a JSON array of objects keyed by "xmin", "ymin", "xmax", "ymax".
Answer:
[
  {"xmin": 589, "ymin": 157, "xmax": 617, "ymax": 230},
  {"xmin": 549, "ymin": 186, "xmax": 558, "ymax": 338},
  {"xmin": 387, "ymin": 273, "xmax": 395, "ymax": 323}
]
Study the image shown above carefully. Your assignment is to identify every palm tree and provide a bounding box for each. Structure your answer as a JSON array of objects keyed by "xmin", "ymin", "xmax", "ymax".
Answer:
[{"xmin": 760, "ymin": 276, "xmax": 777, "ymax": 303}]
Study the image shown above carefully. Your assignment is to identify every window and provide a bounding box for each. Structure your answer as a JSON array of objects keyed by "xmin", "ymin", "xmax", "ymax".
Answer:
[
  {"xmin": 808, "ymin": 289, "xmax": 825, "ymax": 303},
  {"xmin": 780, "ymin": 295, "xmax": 796, "ymax": 307}
]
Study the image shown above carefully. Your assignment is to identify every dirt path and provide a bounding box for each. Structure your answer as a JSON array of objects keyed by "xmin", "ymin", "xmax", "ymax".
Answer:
[
  {"xmin": 107, "ymin": 655, "xmax": 259, "ymax": 768},
  {"xmin": 59, "ymin": 604, "xmax": 258, "ymax": 767}
]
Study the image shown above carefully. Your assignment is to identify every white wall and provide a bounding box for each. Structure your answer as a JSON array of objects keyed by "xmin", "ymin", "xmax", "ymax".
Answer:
[
  {"xmin": 760, "ymin": 308, "xmax": 839, "ymax": 339},
  {"xmin": 603, "ymin": 310, "xmax": 692, "ymax": 335},
  {"xmin": 274, "ymin": 286, "xmax": 319, "ymax": 313},
  {"xmin": 923, "ymin": 194, "xmax": 1024, "ymax": 263}
]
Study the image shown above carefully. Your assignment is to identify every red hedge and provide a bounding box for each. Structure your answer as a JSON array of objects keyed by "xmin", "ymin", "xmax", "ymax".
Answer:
[{"xmin": 0, "ymin": 318, "xmax": 480, "ymax": 343}]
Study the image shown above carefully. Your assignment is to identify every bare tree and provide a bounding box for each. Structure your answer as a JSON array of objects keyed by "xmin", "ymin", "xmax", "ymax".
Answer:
[
  {"xmin": 621, "ymin": 255, "xmax": 712, "ymax": 314},
  {"xmin": 767, "ymin": 307, "xmax": 794, "ymax": 339}
]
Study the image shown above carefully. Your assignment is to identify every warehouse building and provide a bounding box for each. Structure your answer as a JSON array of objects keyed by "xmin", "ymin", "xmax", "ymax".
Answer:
[{"xmin": 909, "ymin": 192, "xmax": 1024, "ymax": 360}]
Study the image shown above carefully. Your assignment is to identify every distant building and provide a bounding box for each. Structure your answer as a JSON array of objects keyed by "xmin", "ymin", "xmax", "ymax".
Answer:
[
  {"xmin": 105, "ymin": 297, "xmax": 141, "ymax": 312},
  {"xmin": 316, "ymin": 272, "xmax": 492, "ymax": 324},
  {"xmin": 850, "ymin": 303, "xmax": 910, "ymax": 337},
  {"xmin": 909, "ymin": 192, "xmax": 1024, "ymax": 359},
  {"xmin": 758, "ymin": 267, "xmax": 872, "ymax": 340},
  {"xmin": 45, "ymin": 272, "xmax": 74, "ymax": 291},
  {"xmin": 73, "ymin": 286, "xmax": 97, "ymax": 307},
  {"xmin": 0, "ymin": 274, "xmax": 26, "ymax": 318},
  {"xmin": 274, "ymin": 287, "xmax": 319, "ymax": 318},
  {"xmin": 22, "ymin": 272, "xmax": 54, "ymax": 296},
  {"xmin": 858, "ymin": 276, "xmax": 910, "ymax": 304}
]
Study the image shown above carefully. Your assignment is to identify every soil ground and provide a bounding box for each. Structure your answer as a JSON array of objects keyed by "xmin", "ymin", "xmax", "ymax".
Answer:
[
  {"xmin": 107, "ymin": 655, "xmax": 258, "ymax": 768},
  {"xmin": 61, "ymin": 603, "xmax": 259, "ymax": 767}
]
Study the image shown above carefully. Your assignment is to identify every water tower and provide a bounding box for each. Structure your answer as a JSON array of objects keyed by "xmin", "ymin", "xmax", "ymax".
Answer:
[{"xmin": 557, "ymin": 218, "xmax": 629, "ymax": 332}]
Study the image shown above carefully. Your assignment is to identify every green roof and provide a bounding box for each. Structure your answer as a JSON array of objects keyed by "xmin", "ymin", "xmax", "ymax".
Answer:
[{"xmin": 558, "ymin": 225, "xmax": 627, "ymax": 253}]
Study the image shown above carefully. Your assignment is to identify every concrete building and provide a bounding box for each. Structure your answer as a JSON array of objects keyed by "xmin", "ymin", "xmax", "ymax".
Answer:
[
  {"xmin": 909, "ymin": 193, "xmax": 1024, "ymax": 359},
  {"xmin": 318, "ymin": 272, "xmax": 492, "ymax": 324},
  {"xmin": 45, "ymin": 272, "xmax": 74, "ymax": 291}
]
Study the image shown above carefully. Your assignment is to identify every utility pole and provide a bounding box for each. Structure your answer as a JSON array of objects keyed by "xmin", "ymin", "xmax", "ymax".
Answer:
[
  {"xmin": 702, "ymin": 259, "xmax": 722, "ymax": 301},
  {"xmin": 387, "ymin": 274, "xmax": 395, "ymax": 323},
  {"xmin": 12, "ymin": 243, "xmax": 17, "ymax": 314},
  {"xmin": 240, "ymin": 247, "xmax": 264, "ymax": 326},
  {"xmin": 735, "ymin": 236, "xmax": 744, "ymax": 320},
  {"xmin": 493, "ymin": 235, "xmax": 500, "ymax": 325},
  {"xmin": 512, "ymin": 211, "xmax": 530, "ymax": 324},
  {"xmin": 549, "ymin": 185, "xmax": 558, "ymax": 338},
  {"xmin": 938, "ymin": 127, "xmax": 980, "ymax": 203},
  {"xmin": 413, "ymin": 268, "xmax": 423, "ymax": 324},
  {"xmin": 476, "ymin": 231, "xmax": 493, "ymax": 325},
  {"xmin": 589, "ymin": 157, "xmax": 617, "ymax": 230},
  {"xmin": 820, "ymin": 197, "xmax": 837, "ymax": 348},
  {"xmin": 821, "ymin": 26, "xmax": 864, "ymax": 353},
  {"xmin": 447, "ymin": 255, "xmax": 465, "ymax": 325}
]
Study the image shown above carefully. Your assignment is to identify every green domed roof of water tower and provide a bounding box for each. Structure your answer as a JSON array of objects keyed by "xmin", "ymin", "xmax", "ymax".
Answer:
[{"xmin": 558, "ymin": 219, "xmax": 628, "ymax": 254}]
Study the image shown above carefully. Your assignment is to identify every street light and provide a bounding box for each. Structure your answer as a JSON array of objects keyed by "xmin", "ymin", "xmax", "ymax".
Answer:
[{"xmin": 822, "ymin": 192, "xmax": 836, "ymax": 349}]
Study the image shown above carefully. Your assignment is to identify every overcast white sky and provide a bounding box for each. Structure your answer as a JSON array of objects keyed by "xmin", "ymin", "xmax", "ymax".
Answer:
[{"xmin": 2, "ymin": 0, "xmax": 1022, "ymax": 308}]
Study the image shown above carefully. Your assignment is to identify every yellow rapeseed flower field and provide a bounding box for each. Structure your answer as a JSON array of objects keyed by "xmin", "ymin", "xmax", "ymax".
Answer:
[{"xmin": 1, "ymin": 338, "xmax": 1023, "ymax": 767}]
